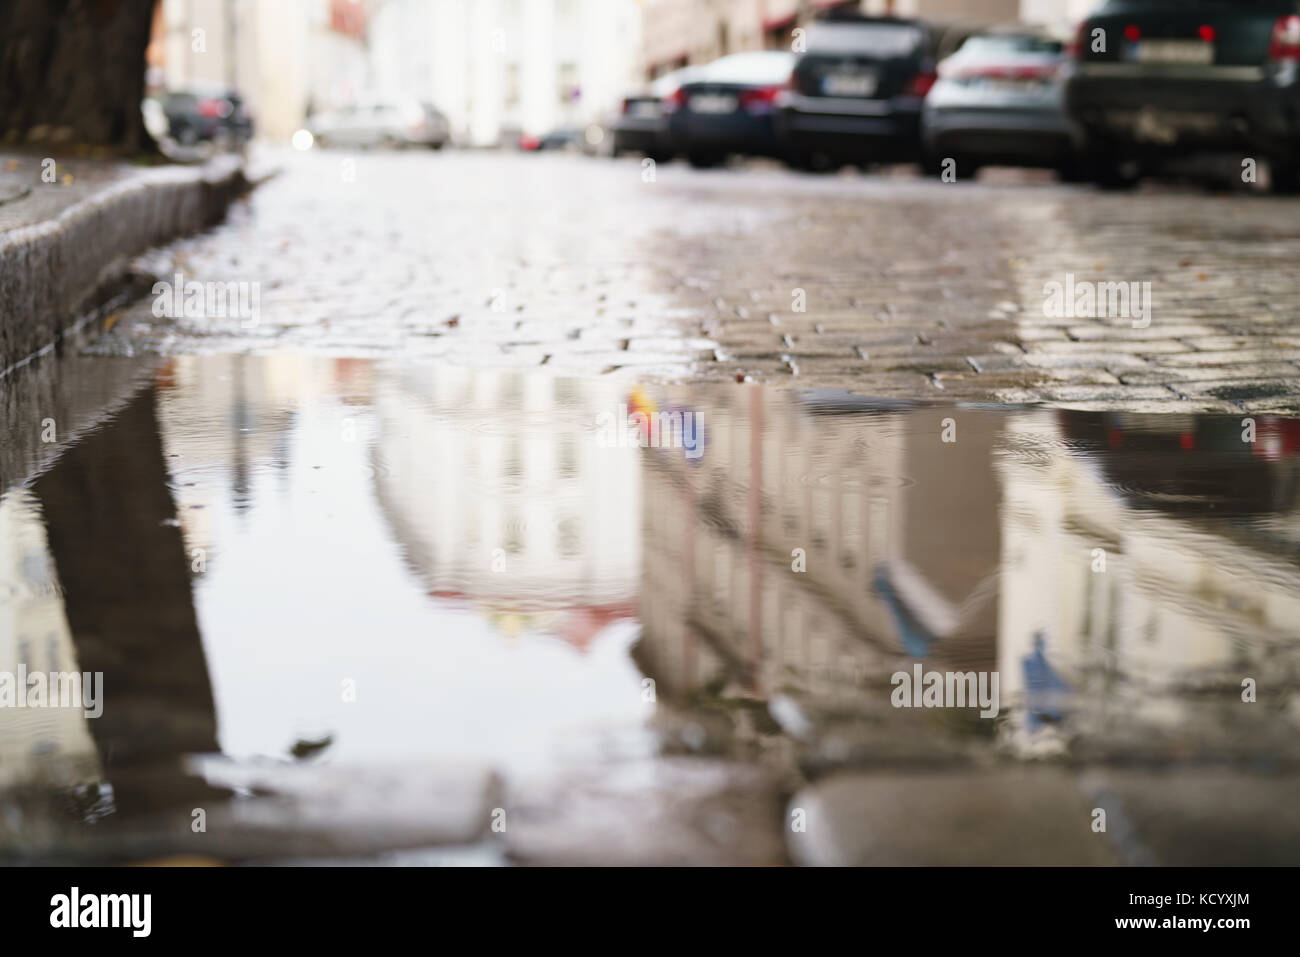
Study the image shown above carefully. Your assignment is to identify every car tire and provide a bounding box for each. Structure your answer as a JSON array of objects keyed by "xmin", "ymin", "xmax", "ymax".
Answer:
[
  {"xmin": 1057, "ymin": 157, "xmax": 1090, "ymax": 184},
  {"xmin": 687, "ymin": 151, "xmax": 723, "ymax": 169},
  {"xmin": 1270, "ymin": 158, "xmax": 1300, "ymax": 195},
  {"xmin": 786, "ymin": 148, "xmax": 834, "ymax": 173}
]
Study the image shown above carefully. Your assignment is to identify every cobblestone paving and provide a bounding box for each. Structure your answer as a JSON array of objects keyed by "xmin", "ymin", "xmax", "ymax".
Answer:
[{"xmin": 104, "ymin": 147, "xmax": 1300, "ymax": 414}]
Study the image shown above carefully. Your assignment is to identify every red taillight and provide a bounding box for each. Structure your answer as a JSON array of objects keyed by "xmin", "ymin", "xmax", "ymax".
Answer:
[
  {"xmin": 620, "ymin": 98, "xmax": 632, "ymax": 115},
  {"xmin": 662, "ymin": 87, "xmax": 688, "ymax": 113},
  {"xmin": 1124, "ymin": 25, "xmax": 1141, "ymax": 42},
  {"xmin": 1066, "ymin": 21, "xmax": 1086, "ymax": 60},
  {"xmin": 738, "ymin": 84, "xmax": 783, "ymax": 112},
  {"xmin": 196, "ymin": 98, "xmax": 223, "ymax": 118},
  {"xmin": 905, "ymin": 71, "xmax": 937, "ymax": 97},
  {"xmin": 1270, "ymin": 14, "xmax": 1300, "ymax": 61},
  {"xmin": 1198, "ymin": 25, "xmax": 1216, "ymax": 43}
]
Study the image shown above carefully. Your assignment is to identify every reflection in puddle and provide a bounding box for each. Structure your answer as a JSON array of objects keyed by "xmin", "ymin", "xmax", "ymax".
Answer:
[{"xmin": 1, "ymin": 353, "xmax": 1298, "ymax": 863}]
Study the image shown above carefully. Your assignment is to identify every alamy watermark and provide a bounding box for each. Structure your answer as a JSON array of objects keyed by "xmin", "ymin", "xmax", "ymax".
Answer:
[
  {"xmin": 0, "ymin": 667, "xmax": 102, "ymax": 718},
  {"xmin": 595, "ymin": 403, "xmax": 704, "ymax": 459},
  {"xmin": 891, "ymin": 664, "xmax": 999, "ymax": 718},
  {"xmin": 153, "ymin": 271, "xmax": 260, "ymax": 329},
  {"xmin": 1043, "ymin": 272, "xmax": 1152, "ymax": 328}
]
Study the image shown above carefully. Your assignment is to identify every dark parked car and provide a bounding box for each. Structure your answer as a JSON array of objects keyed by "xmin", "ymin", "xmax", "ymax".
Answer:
[
  {"xmin": 1065, "ymin": 0, "xmax": 1300, "ymax": 191},
  {"xmin": 922, "ymin": 29, "xmax": 1079, "ymax": 178},
  {"xmin": 162, "ymin": 87, "xmax": 253, "ymax": 148},
  {"xmin": 665, "ymin": 51, "xmax": 796, "ymax": 167},
  {"xmin": 776, "ymin": 14, "xmax": 937, "ymax": 170},
  {"xmin": 611, "ymin": 67, "xmax": 699, "ymax": 161}
]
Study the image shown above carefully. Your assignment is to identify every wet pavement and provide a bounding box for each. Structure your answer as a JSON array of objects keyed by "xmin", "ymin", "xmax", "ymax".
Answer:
[
  {"xmin": 1, "ymin": 350, "xmax": 1298, "ymax": 864},
  {"xmin": 90, "ymin": 148, "xmax": 1300, "ymax": 412},
  {"xmin": 4, "ymin": 149, "xmax": 1300, "ymax": 865}
]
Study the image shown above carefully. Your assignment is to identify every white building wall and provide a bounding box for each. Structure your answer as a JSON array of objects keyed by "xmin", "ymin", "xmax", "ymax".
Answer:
[{"xmin": 1020, "ymin": 0, "xmax": 1098, "ymax": 28}]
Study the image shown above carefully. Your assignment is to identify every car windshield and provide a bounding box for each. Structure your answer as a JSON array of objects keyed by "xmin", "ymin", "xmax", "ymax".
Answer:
[
  {"xmin": 806, "ymin": 21, "xmax": 925, "ymax": 57},
  {"xmin": 703, "ymin": 52, "xmax": 795, "ymax": 85},
  {"xmin": 957, "ymin": 35, "xmax": 1064, "ymax": 57}
]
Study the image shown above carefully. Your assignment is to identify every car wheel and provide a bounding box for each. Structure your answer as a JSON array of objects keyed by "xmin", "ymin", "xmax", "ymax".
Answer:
[
  {"xmin": 920, "ymin": 152, "xmax": 945, "ymax": 178},
  {"xmin": 1057, "ymin": 156, "xmax": 1090, "ymax": 184},
  {"xmin": 1270, "ymin": 158, "xmax": 1300, "ymax": 195},
  {"xmin": 687, "ymin": 151, "xmax": 723, "ymax": 169},
  {"xmin": 1092, "ymin": 157, "xmax": 1141, "ymax": 191},
  {"xmin": 786, "ymin": 148, "xmax": 834, "ymax": 173}
]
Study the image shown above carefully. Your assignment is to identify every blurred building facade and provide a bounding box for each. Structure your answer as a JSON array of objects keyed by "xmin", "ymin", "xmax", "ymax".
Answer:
[
  {"xmin": 369, "ymin": 0, "xmax": 644, "ymax": 146},
  {"xmin": 147, "ymin": 0, "xmax": 372, "ymax": 142},
  {"xmin": 1019, "ymin": 0, "xmax": 1096, "ymax": 28},
  {"xmin": 0, "ymin": 492, "xmax": 101, "ymax": 791},
  {"xmin": 149, "ymin": 0, "xmax": 643, "ymax": 146}
]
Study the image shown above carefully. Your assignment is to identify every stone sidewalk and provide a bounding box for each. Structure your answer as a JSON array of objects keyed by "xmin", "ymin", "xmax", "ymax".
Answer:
[{"xmin": 0, "ymin": 149, "xmax": 250, "ymax": 375}]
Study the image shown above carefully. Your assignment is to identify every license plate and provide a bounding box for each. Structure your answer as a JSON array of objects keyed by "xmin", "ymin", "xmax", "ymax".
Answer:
[
  {"xmin": 1133, "ymin": 40, "xmax": 1214, "ymax": 65},
  {"xmin": 629, "ymin": 101, "xmax": 660, "ymax": 118},
  {"xmin": 690, "ymin": 94, "xmax": 737, "ymax": 114},
  {"xmin": 821, "ymin": 72, "xmax": 877, "ymax": 97},
  {"xmin": 976, "ymin": 77, "xmax": 1042, "ymax": 93}
]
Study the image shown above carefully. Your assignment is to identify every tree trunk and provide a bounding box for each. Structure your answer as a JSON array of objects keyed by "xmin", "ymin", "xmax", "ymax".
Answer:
[{"xmin": 0, "ymin": 0, "xmax": 158, "ymax": 153}]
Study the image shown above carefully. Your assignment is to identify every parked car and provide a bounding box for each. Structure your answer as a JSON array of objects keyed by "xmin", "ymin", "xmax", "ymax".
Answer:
[
  {"xmin": 611, "ymin": 68, "xmax": 700, "ymax": 161},
  {"xmin": 517, "ymin": 127, "xmax": 585, "ymax": 151},
  {"xmin": 161, "ymin": 87, "xmax": 253, "ymax": 148},
  {"xmin": 776, "ymin": 14, "xmax": 936, "ymax": 170},
  {"xmin": 665, "ymin": 51, "xmax": 796, "ymax": 167},
  {"xmin": 922, "ymin": 28, "xmax": 1079, "ymax": 178},
  {"xmin": 1065, "ymin": 0, "xmax": 1300, "ymax": 191},
  {"xmin": 309, "ymin": 98, "xmax": 450, "ymax": 149}
]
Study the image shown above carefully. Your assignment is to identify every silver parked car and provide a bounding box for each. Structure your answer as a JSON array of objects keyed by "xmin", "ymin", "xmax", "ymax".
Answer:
[
  {"xmin": 309, "ymin": 97, "xmax": 450, "ymax": 149},
  {"xmin": 921, "ymin": 28, "xmax": 1080, "ymax": 178}
]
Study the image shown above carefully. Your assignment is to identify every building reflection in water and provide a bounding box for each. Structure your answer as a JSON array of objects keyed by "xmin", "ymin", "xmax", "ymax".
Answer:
[
  {"xmin": 635, "ymin": 383, "xmax": 1300, "ymax": 763},
  {"xmin": 2, "ymin": 355, "xmax": 1299, "ymax": 860}
]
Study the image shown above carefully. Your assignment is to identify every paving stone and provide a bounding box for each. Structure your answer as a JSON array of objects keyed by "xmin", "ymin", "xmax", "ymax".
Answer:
[
  {"xmin": 1026, "ymin": 339, "xmax": 1193, "ymax": 355},
  {"xmin": 1119, "ymin": 362, "xmax": 1300, "ymax": 385},
  {"xmin": 1173, "ymin": 379, "xmax": 1300, "ymax": 402},
  {"xmin": 1079, "ymin": 769, "xmax": 1300, "ymax": 866},
  {"xmin": 504, "ymin": 758, "xmax": 789, "ymax": 866},
  {"xmin": 1036, "ymin": 385, "xmax": 1177, "ymax": 402},
  {"xmin": 787, "ymin": 769, "xmax": 1121, "ymax": 866}
]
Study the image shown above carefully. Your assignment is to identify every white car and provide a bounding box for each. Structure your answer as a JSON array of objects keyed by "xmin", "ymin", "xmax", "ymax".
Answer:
[{"xmin": 309, "ymin": 97, "xmax": 450, "ymax": 149}]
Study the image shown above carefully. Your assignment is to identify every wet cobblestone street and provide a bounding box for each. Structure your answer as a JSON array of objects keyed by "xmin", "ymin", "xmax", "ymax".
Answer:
[
  {"xmin": 104, "ymin": 148, "xmax": 1300, "ymax": 412},
  {"xmin": 3, "ymin": 148, "xmax": 1300, "ymax": 867}
]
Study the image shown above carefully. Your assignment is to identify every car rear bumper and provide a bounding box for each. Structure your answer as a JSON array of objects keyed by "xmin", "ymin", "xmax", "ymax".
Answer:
[
  {"xmin": 1065, "ymin": 64, "xmax": 1300, "ymax": 154},
  {"xmin": 776, "ymin": 95, "xmax": 924, "ymax": 157},
  {"xmin": 612, "ymin": 116, "xmax": 668, "ymax": 154},
  {"xmin": 612, "ymin": 126, "xmax": 668, "ymax": 154},
  {"xmin": 667, "ymin": 113, "xmax": 781, "ymax": 156},
  {"xmin": 922, "ymin": 108, "xmax": 1078, "ymax": 163}
]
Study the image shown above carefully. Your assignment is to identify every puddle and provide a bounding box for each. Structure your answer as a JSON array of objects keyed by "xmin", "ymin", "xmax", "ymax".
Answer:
[{"xmin": 1, "ymin": 353, "xmax": 1299, "ymax": 863}]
